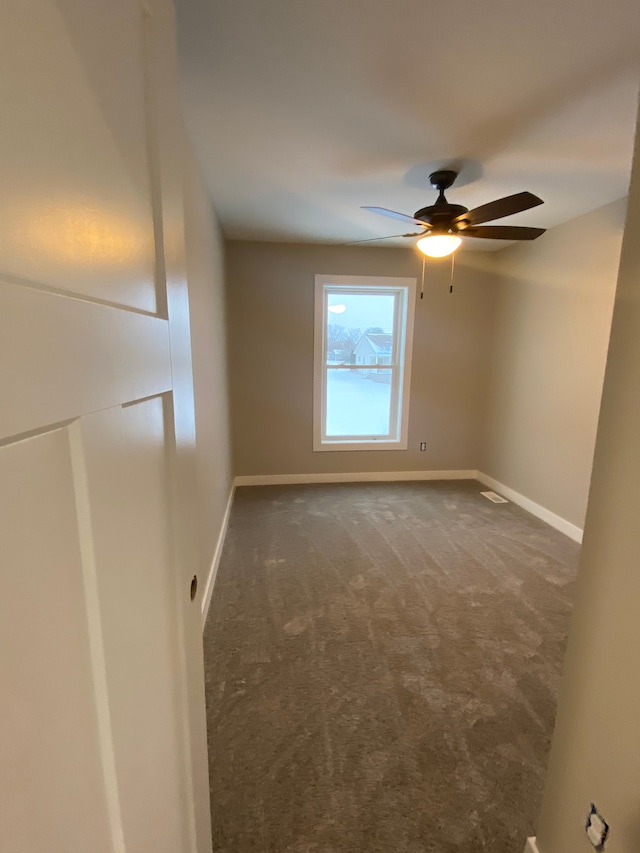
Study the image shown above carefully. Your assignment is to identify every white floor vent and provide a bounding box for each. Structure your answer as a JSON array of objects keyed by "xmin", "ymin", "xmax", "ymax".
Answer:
[{"xmin": 481, "ymin": 490, "xmax": 509, "ymax": 504}]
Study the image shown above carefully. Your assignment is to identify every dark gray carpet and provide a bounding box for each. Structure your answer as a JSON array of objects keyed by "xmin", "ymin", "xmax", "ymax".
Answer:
[{"xmin": 203, "ymin": 480, "xmax": 578, "ymax": 853}]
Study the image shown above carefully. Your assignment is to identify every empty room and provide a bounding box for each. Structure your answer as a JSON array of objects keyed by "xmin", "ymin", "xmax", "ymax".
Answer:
[
  {"xmin": 3, "ymin": 2, "xmax": 640, "ymax": 853},
  {"xmin": 179, "ymin": 1, "xmax": 640, "ymax": 851}
]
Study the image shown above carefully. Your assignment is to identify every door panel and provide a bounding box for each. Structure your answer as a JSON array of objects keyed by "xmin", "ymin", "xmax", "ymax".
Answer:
[
  {"xmin": 0, "ymin": 0, "xmax": 158, "ymax": 312},
  {"xmin": 0, "ymin": 427, "xmax": 113, "ymax": 853},
  {"xmin": 0, "ymin": 282, "xmax": 172, "ymax": 441},
  {"xmin": 0, "ymin": 0, "xmax": 210, "ymax": 851},
  {"xmin": 77, "ymin": 400, "xmax": 187, "ymax": 853}
]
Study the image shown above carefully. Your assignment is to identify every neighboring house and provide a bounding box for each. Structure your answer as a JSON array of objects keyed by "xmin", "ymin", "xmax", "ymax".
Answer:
[{"xmin": 352, "ymin": 333, "xmax": 392, "ymax": 378}]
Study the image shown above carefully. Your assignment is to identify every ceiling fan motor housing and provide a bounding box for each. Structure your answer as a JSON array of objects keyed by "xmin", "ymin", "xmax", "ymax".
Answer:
[{"xmin": 414, "ymin": 203, "xmax": 469, "ymax": 231}]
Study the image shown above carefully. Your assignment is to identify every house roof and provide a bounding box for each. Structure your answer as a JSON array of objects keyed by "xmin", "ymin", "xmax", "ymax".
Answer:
[
  {"xmin": 357, "ymin": 333, "xmax": 392, "ymax": 355},
  {"xmin": 176, "ymin": 0, "xmax": 640, "ymax": 250}
]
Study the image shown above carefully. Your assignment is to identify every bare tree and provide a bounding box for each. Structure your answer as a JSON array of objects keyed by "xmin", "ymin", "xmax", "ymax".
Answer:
[
  {"xmin": 327, "ymin": 324, "xmax": 347, "ymax": 352},
  {"xmin": 339, "ymin": 327, "xmax": 362, "ymax": 359}
]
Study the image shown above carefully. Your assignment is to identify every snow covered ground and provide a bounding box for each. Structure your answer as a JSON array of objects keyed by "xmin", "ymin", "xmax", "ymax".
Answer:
[{"xmin": 325, "ymin": 369, "xmax": 391, "ymax": 436}]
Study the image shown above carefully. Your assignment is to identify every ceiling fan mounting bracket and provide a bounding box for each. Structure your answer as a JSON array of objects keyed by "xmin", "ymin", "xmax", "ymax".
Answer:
[{"xmin": 429, "ymin": 170, "xmax": 458, "ymax": 192}]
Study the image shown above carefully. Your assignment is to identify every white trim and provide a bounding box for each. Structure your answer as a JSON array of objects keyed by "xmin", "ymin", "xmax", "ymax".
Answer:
[
  {"xmin": 525, "ymin": 838, "xmax": 541, "ymax": 853},
  {"xmin": 313, "ymin": 276, "xmax": 325, "ymax": 449},
  {"xmin": 313, "ymin": 275, "xmax": 416, "ymax": 452},
  {"xmin": 201, "ymin": 485, "xmax": 235, "ymax": 628},
  {"xmin": 314, "ymin": 437, "xmax": 408, "ymax": 452},
  {"xmin": 234, "ymin": 470, "xmax": 478, "ymax": 487},
  {"xmin": 477, "ymin": 472, "xmax": 583, "ymax": 543}
]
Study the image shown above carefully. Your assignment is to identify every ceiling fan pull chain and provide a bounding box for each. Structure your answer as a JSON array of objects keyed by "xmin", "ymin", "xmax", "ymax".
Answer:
[
  {"xmin": 450, "ymin": 252, "xmax": 455, "ymax": 294},
  {"xmin": 420, "ymin": 254, "xmax": 426, "ymax": 299}
]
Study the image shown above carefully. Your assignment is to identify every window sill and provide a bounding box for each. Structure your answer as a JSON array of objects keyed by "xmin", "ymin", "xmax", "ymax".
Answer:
[{"xmin": 314, "ymin": 439, "xmax": 408, "ymax": 452}]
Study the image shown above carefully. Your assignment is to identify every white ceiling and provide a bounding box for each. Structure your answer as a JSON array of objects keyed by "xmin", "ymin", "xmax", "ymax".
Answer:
[{"xmin": 175, "ymin": 0, "xmax": 640, "ymax": 251}]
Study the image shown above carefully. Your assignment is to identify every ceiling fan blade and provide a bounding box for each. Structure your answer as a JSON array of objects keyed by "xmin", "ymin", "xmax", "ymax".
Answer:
[
  {"xmin": 362, "ymin": 206, "xmax": 430, "ymax": 229},
  {"xmin": 344, "ymin": 232, "xmax": 426, "ymax": 245},
  {"xmin": 456, "ymin": 192, "xmax": 543, "ymax": 226},
  {"xmin": 462, "ymin": 225, "xmax": 546, "ymax": 240}
]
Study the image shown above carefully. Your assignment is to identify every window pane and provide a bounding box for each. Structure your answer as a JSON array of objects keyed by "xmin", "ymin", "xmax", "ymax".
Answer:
[
  {"xmin": 326, "ymin": 292, "xmax": 395, "ymax": 365},
  {"xmin": 325, "ymin": 368, "xmax": 392, "ymax": 437}
]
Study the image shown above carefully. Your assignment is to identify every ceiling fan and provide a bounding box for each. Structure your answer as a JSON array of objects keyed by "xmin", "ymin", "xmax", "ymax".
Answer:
[{"xmin": 360, "ymin": 170, "xmax": 546, "ymax": 257}]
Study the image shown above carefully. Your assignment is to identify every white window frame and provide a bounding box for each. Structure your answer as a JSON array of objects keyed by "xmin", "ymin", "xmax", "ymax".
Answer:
[{"xmin": 313, "ymin": 274, "xmax": 416, "ymax": 451}]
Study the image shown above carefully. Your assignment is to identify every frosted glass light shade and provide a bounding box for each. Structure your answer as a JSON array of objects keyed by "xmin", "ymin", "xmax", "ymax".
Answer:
[{"xmin": 416, "ymin": 234, "xmax": 462, "ymax": 258}]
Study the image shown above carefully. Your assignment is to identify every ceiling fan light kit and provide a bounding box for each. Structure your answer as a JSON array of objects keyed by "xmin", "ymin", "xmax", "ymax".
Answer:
[
  {"xmin": 416, "ymin": 233, "xmax": 462, "ymax": 258},
  {"xmin": 361, "ymin": 169, "xmax": 546, "ymax": 256}
]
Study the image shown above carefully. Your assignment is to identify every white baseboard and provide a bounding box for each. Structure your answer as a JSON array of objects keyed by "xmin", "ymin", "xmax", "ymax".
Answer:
[
  {"xmin": 233, "ymin": 469, "xmax": 478, "ymax": 487},
  {"xmin": 525, "ymin": 838, "xmax": 541, "ymax": 853},
  {"xmin": 477, "ymin": 472, "xmax": 583, "ymax": 543},
  {"xmin": 201, "ymin": 484, "xmax": 235, "ymax": 629}
]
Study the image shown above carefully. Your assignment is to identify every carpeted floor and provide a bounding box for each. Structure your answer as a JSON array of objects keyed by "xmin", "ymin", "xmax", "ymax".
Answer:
[{"xmin": 203, "ymin": 480, "xmax": 578, "ymax": 853}]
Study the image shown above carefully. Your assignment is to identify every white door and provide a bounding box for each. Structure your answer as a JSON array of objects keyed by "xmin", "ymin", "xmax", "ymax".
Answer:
[{"xmin": 0, "ymin": 1, "xmax": 211, "ymax": 852}]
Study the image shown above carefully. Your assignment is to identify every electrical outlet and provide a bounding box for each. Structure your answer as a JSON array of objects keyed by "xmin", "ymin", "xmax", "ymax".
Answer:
[
  {"xmin": 419, "ymin": 442, "xmax": 427, "ymax": 451},
  {"xmin": 586, "ymin": 804, "xmax": 609, "ymax": 850}
]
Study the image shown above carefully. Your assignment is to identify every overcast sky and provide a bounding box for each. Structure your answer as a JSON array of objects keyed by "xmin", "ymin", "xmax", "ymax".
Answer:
[{"xmin": 327, "ymin": 293, "xmax": 395, "ymax": 332}]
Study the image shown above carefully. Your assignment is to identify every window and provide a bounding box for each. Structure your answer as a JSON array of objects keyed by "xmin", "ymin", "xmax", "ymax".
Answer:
[{"xmin": 313, "ymin": 275, "xmax": 416, "ymax": 451}]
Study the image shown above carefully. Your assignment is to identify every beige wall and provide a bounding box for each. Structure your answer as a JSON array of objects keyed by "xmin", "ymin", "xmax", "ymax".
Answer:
[
  {"xmin": 183, "ymin": 144, "xmax": 232, "ymax": 598},
  {"xmin": 534, "ymin": 104, "xmax": 640, "ymax": 853},
  {"xmin": 482, "ymin": 199, "xmax": 626, "ymax": 528},
  {"xmin": 226, "ymin": 241, "xmax": 498, "ymax": 476}
]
